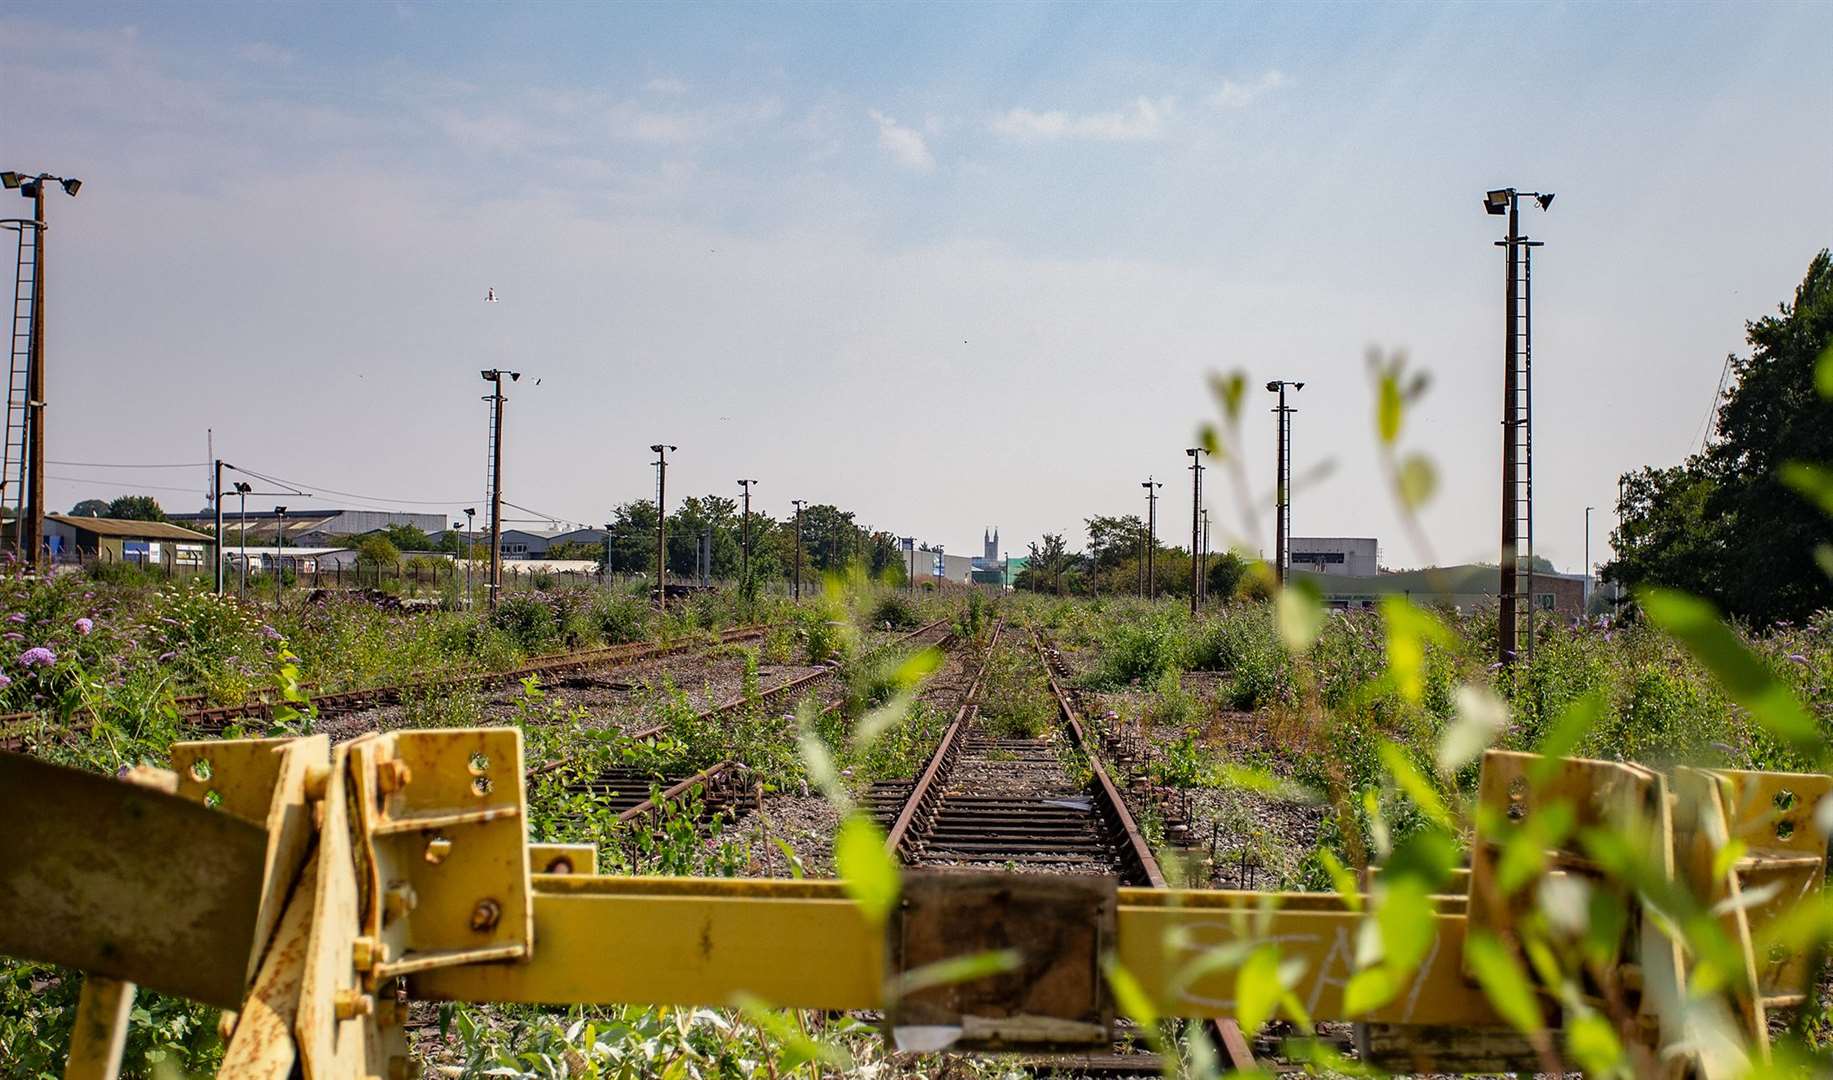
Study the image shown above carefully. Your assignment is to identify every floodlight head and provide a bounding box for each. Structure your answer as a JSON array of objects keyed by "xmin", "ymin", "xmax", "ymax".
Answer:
[
  {"xmin": 481, "ymin": 369, "xmax": 493, "ymax": 380},
  {"xmin": 650, "ymin": 444, "xmax": 666, "ymax": 453},
  {"xmin": 1484, "ymin": 189, "xmax": 1512, "ymax": 215},
  {"xmin": 1535, "ymin": 192, "xmax": 1554, "ymax": 210},
  {"xmin": 60, "ymin": 178, "xmax": 81, "ymax": 197},
  {"xmin": 0, "ymin": 172, "xmax": 19, "ymax": 190},
  {"xmin": 1265, "ymin": 380, "xmax": 1280, "ymax": 392},
  {"xmin": 1295, "ymin": 382, "xmax": 1305, "ymax": 391},
  {"xmin": 234, "ymin": 482, "xmax": 251, "ymax": 494},
  {"xmin": 465, "ymin": 507, "xmax": 476, "ymax": 517},
  {"xmin": 509, "ymin": 371, "xmax": 521, "ymax": 382},
  {"xmin": 274, "ymin": 506, "xmax": 288, "ymax": 515},
  {"xmin": 1186, "ymin": 447, "xmax": 1201, "ymax": 457}
]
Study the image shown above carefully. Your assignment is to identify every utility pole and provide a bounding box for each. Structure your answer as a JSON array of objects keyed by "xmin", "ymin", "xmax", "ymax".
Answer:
[
  {"xmin": 650, "ymin": 444, "xmax": 675, "ymax": 609},
  {"xmin": 737, "ymin": 479, "xmax": 757, "ymax": 589},
  {"xmin": 1584, "ymin": 506, "xmax": 1594, "ymax": 612},
  {"xmin": 1200, "ymin": 508, "xmax": 1211, "ymax": 606},
  {"xmin": 1141, "ymin": 477, "xmax": 1161, "ymax": 600},
  {"xmin": 235, "ymin": 483, "xmax": 251, "ymax": 599},
  {"xmin": 3, "ymin": 171, "xmax": 80, "ymax": 562},
  {"xmin": 791, "ymin": 499, "xmax": 805, "ymax": 600},
  {"xmin": 273, "ymin": 506, "xmax": 288, "ymax": 606},
  {"xmin": 1484, "ymin": 187, "xmax": 1553, "ymax": 665},
  {"xmin": 1267, "ymin": 381, "xmax": 1303, "ymax": 586},
  {"xmin": 1185, "ymin": 448, "xmax": 1205, "ymax": 615},
  {"xmin": 480, "ymin": 368, "xmax": 519, "ymax": 609}
]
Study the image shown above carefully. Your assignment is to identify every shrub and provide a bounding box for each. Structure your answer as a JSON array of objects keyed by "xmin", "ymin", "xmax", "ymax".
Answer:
[
  {"xmin": 490, "ymin": 595, "xmax": 558, "ymax": 654},
  {"xmin": 870, "ymin": 592, "xmax": 922, "ymax": 630},
  {"xmin": 1088, "ymin": 611, "xmax": 1188, "ymax": 688}
]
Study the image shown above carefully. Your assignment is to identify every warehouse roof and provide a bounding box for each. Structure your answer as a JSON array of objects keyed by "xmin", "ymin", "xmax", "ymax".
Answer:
[{"xmin": 48, "ymin": 515, "xmax": 214, "ymax": 542}]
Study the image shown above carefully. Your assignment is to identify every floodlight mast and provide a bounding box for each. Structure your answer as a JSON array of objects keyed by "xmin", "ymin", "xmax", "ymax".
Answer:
[
  {"xmin": 3, "ymin": 170, "xmax": 81, "ymax": 563},
  {"xmin": 650, "ymin": 445, "xmax": 676, "ymax": 610},
  {"xmin": 1185, "ymin": 448, "xmax": 1205, "ymax": 615},
  {"xmin": 737, "ymin": 479, "xmax": 758, "ymax": 590},
  {"xmin": 1267, "ymin": 380, "xmax": 1303, "ymax": 586},
  {"xmin": 1486, "ymin": 187, "xmax": 1553, "ymax": 666},
  {"xmin": 480, "ymin": 370, "xmax": 520, "ymax": 608}
]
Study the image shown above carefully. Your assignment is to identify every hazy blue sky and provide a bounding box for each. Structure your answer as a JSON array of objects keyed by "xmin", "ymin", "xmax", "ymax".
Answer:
[{"xmin": 6, "ymin": 2, "xmax": 1830, "ymax": 571}]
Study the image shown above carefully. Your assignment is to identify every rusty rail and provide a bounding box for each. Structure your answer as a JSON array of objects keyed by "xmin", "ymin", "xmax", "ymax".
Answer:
[{"xmin": 883, "ymin": 620, "xmax": 1002, "ymax": 856}]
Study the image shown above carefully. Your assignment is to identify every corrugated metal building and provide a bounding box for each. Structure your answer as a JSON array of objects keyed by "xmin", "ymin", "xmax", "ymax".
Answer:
[{"xmin": 46, "ymin": 514, "xmax": 213, "ymax": 567}]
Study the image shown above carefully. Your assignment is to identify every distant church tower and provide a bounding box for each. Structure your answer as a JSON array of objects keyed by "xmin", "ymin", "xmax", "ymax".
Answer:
[{"xmin": 983, "ymin": 528, "xmax": 999, "ymax": 562}]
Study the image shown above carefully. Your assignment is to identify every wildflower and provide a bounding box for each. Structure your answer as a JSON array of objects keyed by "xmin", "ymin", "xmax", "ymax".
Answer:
[
  {"xmin": 260, "ymin": 625, "xmax": 282, "ymax": 641},
  {"xmin": 0, "ymin": 674, "xmax": 11, "ymax": 690},
  {"xmin": 18, "ymin": 647, "xmax": 55, "ymax": 667},
  {"xmin": 74, "ymin": 617, "xmax": 93, "ymax": 636},
  {"xmin": 2, "ymin": 633, "xmax": 21, "ymax": 642},
  {"xmin": 158, "ymin": 651, "xmax": 177, "ymax": 662},
  {"xmin": 1789, "ymin": 653, "xmax": 1810, "ymax": 664},
  {"xmin": 5, "ymin": 613, "xmax": 22, "ymax": 625}
]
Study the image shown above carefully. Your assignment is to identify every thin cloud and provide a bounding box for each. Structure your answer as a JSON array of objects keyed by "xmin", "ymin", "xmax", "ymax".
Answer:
[
  {"xmin": 1210, "ymin": 70, "xmax": 1287, "ymax": 110},
  {"xmin": 643, "ymin": 76, "xmax": 688, "ymax": 96},
  {"xmin": 235, "ymin": 41, "xmax": 294, "ymax": 66},
  {"xmin": 988, "ymin": 96, "xmax": 1174, "ymax": 142},
  {"xmin": 868, "ymin": 109, "xmax": 935, "ymax": 172}
]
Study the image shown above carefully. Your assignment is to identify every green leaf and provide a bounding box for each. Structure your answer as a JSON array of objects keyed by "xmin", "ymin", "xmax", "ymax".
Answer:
[
  {"xmin": 834, "ymin": 813, "xmax": 899, "ymax": 928},
  {"xmin": 1342, "ymin": 967, "xmax": 1396, "ymax": 1016},
  {"xmin": 1384, "ymin": 827, "xmax": 1457, "ymax": 892},
  {"xmin": 1317, "ymin": 849, "xmax": 1364, "ymax": 913},
  {"xmin": 1439, "ymin": 684, "xmax": 1508, "ymax": 774},
  {"xmin": 1780, "ymin": 461, "xmax": 1833, "ymax": 517},
  {"xmin": 1564, "ymin": 1009, "xmax": 1624, "ymax": 1074},
  {"xmin": 1102, "ymin": 958, "xmax": 1163, "ymax": 1052},
  {"xmin": 1235, "ymin": 945, "xmax": 1282, "ymax": 1037},
  {"xmin": 1378, "ymin": 740, "xmax": 1452, "ymax": 829},
  {"xmin": 1465, "ymin": 931, "xmax": 1544, "ymax": 1035},
  {"xmin": 1375, "ymin": 876, "xmax": 1438, "ymax": 973},
  {"xmin": 1377, "ymin": 368, "xmax": 1404, "ymax": 445},
  {"xmin": 1817, "ymin": 341, "xmax": 1833, "ymax": 400},
  {"xmin": 893, "ymin": 646, "xmax": 944, "ymax": 687},
  {"xmin": 1276, "ymin": 578, "xmax": 1325, "ymax": 656},
  {"xmin": 771, "ymin": 838, "xmax": 806, "ymax": 880},
  {"xmin": 1529, "ymin": 692, "xmax": 1602, "ymax": 786},
  {"xmin": 1639, "ymin": 587, "xmax": 1818, "ymax": 751},
  {"xmin": 1379, "ymin": 596, "xmax": 1449, "ymax": 706},
  {"xmin": 1209, "ymin": 371, "xmax": 1246, "ymax": 422},
  {"xmin": 1395, "ymin": 453, "xmax": 1438, "ymax": 510},
  {"xmin": 887, "ymin": 949, "xmax": 1021, "ymax": 1000}
]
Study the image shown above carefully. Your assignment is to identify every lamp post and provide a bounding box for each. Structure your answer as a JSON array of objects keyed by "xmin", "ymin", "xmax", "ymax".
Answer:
[
  {"xmin": 651, "ymin": 445, "xmax": 675, "ymax": 610},
  {"xmin": 1185, "ymin": 448, "xmax": 1205, "ymax": 615},
  {"xmin": 480, "ymin": 369, "xmax": 520, "ymax": 608},
  {"xmin": 463, "ymin": 508, "xmax": 476, "ymax": 608},
  {"xmin": 1141, "ymin": 478, "xmax": 1162, "ymax": 600},
  {"xmin": 737, "ymin": 479, "xmax": 757, "ymax": 590},
  {"xmin": 273, "ymin": 506, "xmax": 288, "ymax": 606},
  {"xmin": 235, "ymin": 482, "xmax": 252, "ymax": 599},
  {"xmin": 1200, "ymin": 507, "xmax": 1210, "ymax": 606},
  {"xmin": 1484, "ymin": 186, "xmax": 1554, "ymax": 665},
  {"xmin": 212, "ymin": 459, "xmax": 231, "ymax": 594},
  {"xmin": 1266, "ymin": 381, "xmax": 1304, "ymax": 586},
  {"xmin": 1, "ymin": 170, "xmax": 80, "ymax": 563},
  {"xmin": 791, "ymin": 499, "xmax": 805, "ymax": 600}
]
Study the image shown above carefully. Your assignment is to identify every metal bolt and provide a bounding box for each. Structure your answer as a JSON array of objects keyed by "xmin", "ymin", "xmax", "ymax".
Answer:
[
  {"xmin": 334, "ymin": 989, "xmax": 374, "ymax": 1020},
  {"xmin": 424, "ymin": 837, "xmax": 453, "ymax": 864},
  {"xmin": 378, "ymin": 758, "xmax": 413, "ymax": 794},
  {"xmin": 383, "ymin": 882, "xmax": 418, "ymax": 925},
  {"xmin": 352, "ymin": 936, "xmax": 390, "ymax": 972},
  {"xmin": 217, "ymin": 1009, "xmax": 239, "ymax": 1042},
  {"xmin": 470, "ymin": 898, "xmax": 502, "ymax": 933}
]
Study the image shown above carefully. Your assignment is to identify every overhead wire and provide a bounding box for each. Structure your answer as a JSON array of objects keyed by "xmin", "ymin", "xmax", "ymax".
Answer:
[
  {"xmin": 228, "ymin": 466, "xmax": 467, "ymax": 507},
  {"xmin": 49, "ymin": 459, "xmax": 210, "ymax": 469}
]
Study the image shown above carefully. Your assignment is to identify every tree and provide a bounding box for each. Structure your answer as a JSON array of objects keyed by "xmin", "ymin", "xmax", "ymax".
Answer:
[
  {"xmin": 607, "ymin": 500, "xmax": 659, "ymax": 575},
  {"xmin": 356, "ymin": 535, "xmax": 400, "ymax": 568},
  {"xmin": 378, "ymin": 524, "xmax": 432, "ymax": 552},
  {"xmin": 1019, "ymin": 533, "xmax": 1083, "ymax": 595},
  {"xmin": 1206, "ymin": 551, "xmax": 1250, "ymax": 600},
  {"xmin": 105, "ymin": 495, "xmax": 166, "ymax": 522},
  {"xmin": 668, "ymin": 495, "xmax": 741, "ymax": 578},
  {"xmin": 70, "ymin": 499, "xmax": 109, "ymax": 517},
  {"xmin": 1604, "ymin": 250, "xmax": 1833, "ymax": 622},
  {"xmin": 797, "ymin": 504, "xmax": 861, "ymax": 573},
  {"xmin": 1085, "ymin": 514, "xmax": 1147, "ymax": 571}
]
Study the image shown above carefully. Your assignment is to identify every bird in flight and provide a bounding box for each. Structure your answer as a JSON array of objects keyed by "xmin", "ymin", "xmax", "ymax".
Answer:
[{"xmin": 485, "ymin": 288, "xmax": 499, "ymax": 303}]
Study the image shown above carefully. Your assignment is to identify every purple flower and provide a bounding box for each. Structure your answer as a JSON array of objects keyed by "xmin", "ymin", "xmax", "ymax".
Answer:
[
  {"xmin": 18, "ymin": 647, "xmax": 55, "ymax": 667},
  {"xmin": 2, "ymin": 633, "xmax": 22, "ymax": 642},
  {"xmin": 5, "ymin": 613, "xmax": 22, "ymax": 625},
  {"xmin": 74, "ymin": 618, "xmax": 93, "ymax": 636},
  {"xmin": 0, "ymin": 674, "xmax": 12, "ymax": 690},
  {"xmin": 260, "ymin": 625, "xmax": 281, "ymax": 641},
  {"xmin": 1789, "ymin": 653, "xmax": 1810, "ymax": 665},
  {"xmin": 157, "ymin": 651, "xmax": 177, "ymax": 662}
]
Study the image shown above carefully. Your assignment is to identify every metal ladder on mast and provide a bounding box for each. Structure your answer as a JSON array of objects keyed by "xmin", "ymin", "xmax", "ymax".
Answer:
[
  {"xmin": 3, "ymin": 220, "xmax": 39, "ymax": 551},
  {"xmin": 1509, "ymin": 240, "xmax": 1541, "ymax": 660}
]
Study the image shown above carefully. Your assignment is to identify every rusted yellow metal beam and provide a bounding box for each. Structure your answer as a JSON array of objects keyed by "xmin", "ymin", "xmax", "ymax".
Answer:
[{"xmin": 412, "ymin": 876, "xmax": 1502, "ymax": 1027}]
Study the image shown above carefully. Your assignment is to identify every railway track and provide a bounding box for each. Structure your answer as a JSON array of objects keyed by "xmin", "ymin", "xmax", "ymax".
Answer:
[
  {"xmin": 0, "ymin": 623, "xmax": 778, "ymax": 753},
  {"xmin": 872, "ymin": 619, "xmax": 1255, "ymax": 1073}
]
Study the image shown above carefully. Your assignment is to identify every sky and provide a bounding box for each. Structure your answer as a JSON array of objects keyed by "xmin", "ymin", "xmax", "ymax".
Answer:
[{"xmin": 5, "ymin": 1, "xmax": 1831, "ymax": 573}]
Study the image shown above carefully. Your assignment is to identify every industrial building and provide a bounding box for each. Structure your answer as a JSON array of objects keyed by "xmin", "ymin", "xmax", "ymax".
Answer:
[
  {"xmin": 1296, "ymin": 563, "xmax": 1588, "ymax": 620},
  {"xmin": 169, "ymin": 508, "xmax": 447, "ymax": 547},
  {"xmin": 45, "ymin": 514, "xmax": 213, "ymax": 567},
  {"xmin": 1288, "ymin": 537, "xmax": 1380, "ymax": 576}
]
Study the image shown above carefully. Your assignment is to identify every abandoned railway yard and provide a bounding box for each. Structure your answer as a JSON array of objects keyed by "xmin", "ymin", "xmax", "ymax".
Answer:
[{"xmin": 6, "ymin": 4, "xmax": 1833, "ymax": 1078}]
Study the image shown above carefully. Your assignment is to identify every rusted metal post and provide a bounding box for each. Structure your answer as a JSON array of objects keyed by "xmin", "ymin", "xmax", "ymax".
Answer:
[
  {"xmin": 23, "ymin": 180, "xmax": 44, "ymax": 564},
  {"xmin": 1266, "ymin": 380, "xmax": 1302, "ymax": 586},
  {"xmin": 650, "ymin": 444, "xmax": 675, "ymax": 609},
  {"xmin": 791, "ymin": 499, "xmax": 805, "ymax": 600},
  {"xmin": 737, "ymin": 478, "xmax": 757, "ymax": 590},
  {"xmin": 481, "ymin": 369, "xmax": 517, "ymax": 609},
  {"xmin": 1186, "ymin": 448, "xmax": 1203, "ymax": 614},
  {"xmin": 1499, "ymin": 193, "xmax": 1520, "ymax": 663},
  {"xmin": 1141, "ymin": 478, "xmax": 1160, "ymax": 600}
]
